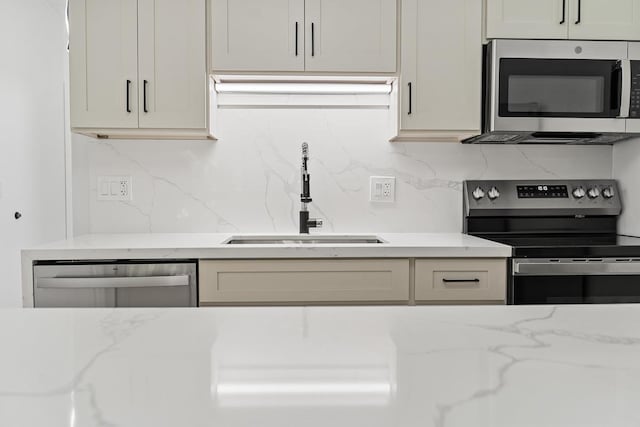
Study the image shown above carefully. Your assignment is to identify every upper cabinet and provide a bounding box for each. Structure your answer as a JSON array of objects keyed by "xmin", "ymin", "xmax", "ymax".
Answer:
[
  {"xmin": 567, "ymin": 0, "xmax": 640, "ymax": 41},
  {"xmin": 69, "ymin": 0, "xmax": 139, "ymax": 129},
  {"xmin": 70, "ymin": 0, "xmax": 210, "ymax": 139},
  {"xmin": 137, "ymin": 0, "xmax": 207, "ymax": 130},
  {"xmin": 304, "ymin": 0, "xmax": 397, "ymax": 73},
  {"xmin": 211, "ymin": 0, "xmax": 397, "ymax": 73},
  {"xmin": 211, "ymin": 0, "xmax": 305, "ymax": 72},
  {"xmin": 486, "ymin": 0, "xmax": 640, "ymax": 40},
  {"xmin": 486, "ymin": 0, "xmax": 568, "ymax": 39},
  {"xmin": 393, "ymin": 0, "xmax": 482, "ymax": 142}
]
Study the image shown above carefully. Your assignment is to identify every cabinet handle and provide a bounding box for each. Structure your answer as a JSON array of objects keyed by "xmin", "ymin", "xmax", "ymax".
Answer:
[
  {"xmin": 575, "ymin": 0, "xmax": 581, "ymax": 24},
  {"xmin": 143, "ymin": 80, "xmax": 149, "ymax": 113},
  {"xmin": 560, "ymin": 0, "xmax": 566, "ymax": 24},
  {"xmin": 295, "ymin": 22, "xmax": 299, "ymax": 56},
  {"xmin": 311, "ymin": 22, "xmax": 315, "ymax": 57},
  {"xmin": 126, "ymin": 80, "xmax": 132, "ymax": 113},
  {"xmin": 408, "ymin": 82, "xmax": 412, "ymax": 115},
  {"xmin": 442, "ymin": 278, "xmax": 480, "ymax": 284}
]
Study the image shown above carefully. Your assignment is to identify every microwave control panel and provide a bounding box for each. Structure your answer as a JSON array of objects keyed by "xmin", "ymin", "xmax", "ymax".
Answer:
[{"xmin": 631, "ymin": 61, "xmax": 640, "ymax": 118}]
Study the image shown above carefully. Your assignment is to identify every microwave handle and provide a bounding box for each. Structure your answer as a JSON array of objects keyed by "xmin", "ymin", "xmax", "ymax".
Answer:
[{"xmin": 618, "ymin": 59, "xmax": 631, "ymax": 119}]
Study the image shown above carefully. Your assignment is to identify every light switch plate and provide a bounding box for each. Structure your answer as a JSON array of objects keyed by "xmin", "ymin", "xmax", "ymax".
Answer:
[
  {"xmin": 97, "ymin": 176, "xmax": 132, "ymax": 201},
  {"xmin": 370, "ymin": 176, "xmax": 396, "ymax": 203}
]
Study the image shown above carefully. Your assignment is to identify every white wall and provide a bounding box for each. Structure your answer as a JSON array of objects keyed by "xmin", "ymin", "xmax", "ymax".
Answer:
[
  {"xmin": 73, "ymin": 108, "xmax": 613, "ymax": 234},
  {"xmin": 0, "ymin": 0, "xmax": 68, "ymax": 306},
  {"xmin": 613, "ymin": 138, "xmax": 640, "ymax": 237}
]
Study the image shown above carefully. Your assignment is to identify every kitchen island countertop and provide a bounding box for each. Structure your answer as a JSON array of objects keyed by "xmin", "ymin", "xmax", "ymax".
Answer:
[{"xmin": 0, "ymin": 304, "xmax": 638, "ymax": 427}]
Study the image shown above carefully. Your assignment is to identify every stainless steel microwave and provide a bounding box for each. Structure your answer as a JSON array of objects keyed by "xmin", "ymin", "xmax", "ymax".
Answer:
[{"xmin": 465, "ymin": 39, "xmax": 640, "ymax": 144}]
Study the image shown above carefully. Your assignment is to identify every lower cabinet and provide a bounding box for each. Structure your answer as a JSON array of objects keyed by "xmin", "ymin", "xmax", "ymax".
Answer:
[
  {"xmin": 198, "ymin": 258, "xmax": 507, "ymax": 306},
  {"xmin": 199, "ymin": 259, "xmax": 410, "ymax": 305},
  {"xmin": 415, "ymin": 259, "xmax": 507, "ymax": 304}
]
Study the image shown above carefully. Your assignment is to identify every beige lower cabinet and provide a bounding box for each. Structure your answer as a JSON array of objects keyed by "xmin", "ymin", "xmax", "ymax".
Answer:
[
  {"xmin": 415, "ymin": 259, "xmax": 507, "ymax": 304},
  {"xmin": 199, "ymin": 259, "xmax": 410, "ymax": 305}
]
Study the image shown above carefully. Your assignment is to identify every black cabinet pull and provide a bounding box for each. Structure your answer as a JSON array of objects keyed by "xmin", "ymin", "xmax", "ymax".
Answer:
[
  {"xmin": 560, "ymin": 0, "xmax": 566, "ymax": 24},
  {"xmin": 143, "ymin": 80, "xmax": 149, "ymax": 113},
  {"xmin": 14, "ymin": 212, "xmax": 22, "ymax": 220},
  {"xmin": 311, "ymin": 22, "xmax": 315, "ymax": 57},
  {"xmin": 126, "ymin": 80, "xmax": 132, "ymax": 113},
  {"xmin": 408, "ymin": 82, "xmax": 412, "ymax": 115},
  {"xmin": 575, "ymin": 0, "xmax": 581, "ymax": 24},
  {"xmin": 295, "ymin": 22, "xmax": 299, "ymax": 56},
  {"xmin": 442, "ymin": 278, "xmax": 480, "ymax": 284}
]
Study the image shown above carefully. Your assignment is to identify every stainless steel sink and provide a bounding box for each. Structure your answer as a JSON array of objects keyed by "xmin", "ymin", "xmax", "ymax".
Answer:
[{"xmin": 225, "ymin": 235, "xmax": 385, "ymax": 245}]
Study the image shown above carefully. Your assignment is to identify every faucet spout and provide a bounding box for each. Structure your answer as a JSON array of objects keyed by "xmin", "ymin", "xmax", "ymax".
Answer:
[
  {"xmin": 301, "ymin": 142, "xmax": 312, "ymax": 204},
  {"xmin": 299, "ymin": 142, "xmax": 322, "ymax": 234}
]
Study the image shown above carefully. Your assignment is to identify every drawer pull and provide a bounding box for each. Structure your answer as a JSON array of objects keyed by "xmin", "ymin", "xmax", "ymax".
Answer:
[{"xmin": 442, "ymin": 278, "xmax": 480, "ymax": 284}]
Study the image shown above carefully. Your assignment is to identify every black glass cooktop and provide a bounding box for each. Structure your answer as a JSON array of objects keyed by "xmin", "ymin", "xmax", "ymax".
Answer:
[{"xmin": 476, "ymin": 234, "xmax": 640, "ymax": 258}]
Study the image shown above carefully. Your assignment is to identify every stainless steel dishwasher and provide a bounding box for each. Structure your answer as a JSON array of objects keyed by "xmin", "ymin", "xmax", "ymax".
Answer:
[{"xmin": 33, "ymin": 260, "xmax": 197, "ymax": 308}]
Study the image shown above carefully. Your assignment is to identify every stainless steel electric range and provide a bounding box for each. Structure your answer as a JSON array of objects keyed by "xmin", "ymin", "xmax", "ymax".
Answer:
[{"xmin": 464, "ymin": 180, "xmax": 640, "ymax": 305}]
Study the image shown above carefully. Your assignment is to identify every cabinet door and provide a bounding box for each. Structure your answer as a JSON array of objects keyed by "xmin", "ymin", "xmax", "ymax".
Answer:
[
  {"xmin": 400, "ymin": 0, "xmax": 481, "ymax": 133},
  {"xmin": 211, "ymin": 0, "xmax": 304, "ymax": 72},
  {"xmin": 486, "ymin": 0, "xmax": 568, "ymax": 39},
  {"xmin": 199, "ymin": 259, "xmax": 410, "ymax": 305},
  {"xmin": 138, "ymin": 0, "xmax": 206, "ymax": 129},
  {"xmin": 69, "ymin": 0, "xmax": 139, "ymax": 128},
  {"xmin": 304, "ymin": 0, "xmax": 396, "ymax": 72},
  {"xmin": 568, "ymin": 0, "xmax": 640, "ymax": 40}
]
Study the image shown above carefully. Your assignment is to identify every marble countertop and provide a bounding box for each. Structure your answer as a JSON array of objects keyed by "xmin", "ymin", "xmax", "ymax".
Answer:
[
  {"xmin": 1, "ymin": 304, "xmax": 639, "ymax": 427},
  {"xmin": 21, "ymin": 232, "xmax": 511, "ymax": 261}
]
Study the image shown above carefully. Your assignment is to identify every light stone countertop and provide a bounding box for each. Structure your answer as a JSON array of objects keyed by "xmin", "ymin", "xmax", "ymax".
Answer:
[
  {"xmin": 0, "ymin": 304, "xmax": 638, "ymax": 427},
  {"xmin": 21, "ymin": 232, "xmax": 512, "ymax": 261}
]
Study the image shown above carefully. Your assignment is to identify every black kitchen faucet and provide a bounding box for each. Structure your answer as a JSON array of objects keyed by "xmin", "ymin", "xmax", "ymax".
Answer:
[{"xmin": 299, "ymin": 142, "xmax": 323, "ymax": 234}]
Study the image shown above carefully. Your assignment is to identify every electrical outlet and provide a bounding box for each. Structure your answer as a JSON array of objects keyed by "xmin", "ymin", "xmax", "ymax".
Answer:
[
  {"xmin": 97, "ymin": 176, "xmax": 132, "ymax": 201},
  {"xmin": 370, "ymin": 176, "xmax": 396, "ymax": 203}
]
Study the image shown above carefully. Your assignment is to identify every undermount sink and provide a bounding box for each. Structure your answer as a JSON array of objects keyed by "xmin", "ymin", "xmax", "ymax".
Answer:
[{"xmin": 225, "ymin": 235, "xmax": 386, "ymax": 245}]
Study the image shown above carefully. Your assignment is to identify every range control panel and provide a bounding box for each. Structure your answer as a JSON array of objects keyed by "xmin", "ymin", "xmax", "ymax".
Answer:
[
  {"xmin": 464, "ymin": 180, "xmax": 622, "ymax": 217},
  {"xmin": 631, "ymin": 61, "xmax": 640, "ymax": 118},
  {"xmin": 517, "ymin": 185, "xmax": 568, "ymax": 199}
]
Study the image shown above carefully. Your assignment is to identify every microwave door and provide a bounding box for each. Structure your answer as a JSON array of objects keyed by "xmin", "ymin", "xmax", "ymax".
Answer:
[{"xmin": 493, "ymin": 58, "xmax": 627, "ymax": 134}]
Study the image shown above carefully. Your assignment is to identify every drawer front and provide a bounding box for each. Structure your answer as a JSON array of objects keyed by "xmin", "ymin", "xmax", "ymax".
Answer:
[
  {"xmin": 415, "ymin": 259, "xmax": 506, "ymax": 303},
  {"xmin": 199, "ymin": 259, "xmax": 410, "ymax": 304}
]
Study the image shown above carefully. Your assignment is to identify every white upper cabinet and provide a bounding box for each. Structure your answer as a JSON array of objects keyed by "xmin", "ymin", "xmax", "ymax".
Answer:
[
  {"xmin": 138, "ymin": 0, "xmax": 207, "ymax": 129},
  {"xmin": 211, "ymin": 0, "xmax": 396, "ymax": 73},
  {"xmin": 69, "ymin": 0, "xmax": 209, "ymax": 138},
  {"xmin": 567, "ymin": 0, "xmax": 640, "ymax": 41},
  {"xmin": 395, "ymin": 0, "xmax": 481, "ymax": 141},
  {"xmin": 486, "ymin": 0, "xmax": 568, "ymax": 39},
  {"xmin": 69, "ymin": 0, "xmax": 139, "ymax": 128},
  {"xmin": 486, "ymin": 0, "xmax": 640, "ymax": 40},
  {"xmin": 211, "ymin": 0, "xmax": 305, "ymax": 72},
  {"xmin": 304, "ymin": 0, "xmax": 397, "ymax": 72}
]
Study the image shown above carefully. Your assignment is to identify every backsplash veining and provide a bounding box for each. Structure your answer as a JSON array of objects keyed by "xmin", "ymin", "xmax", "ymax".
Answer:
[{"xmin": 72, "ymin": 108, "xmax": 613, "ymax": 235}]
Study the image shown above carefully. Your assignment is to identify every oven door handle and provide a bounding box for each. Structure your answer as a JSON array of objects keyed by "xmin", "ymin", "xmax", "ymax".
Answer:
[
  {"xmin": 36, "ymin": 275, "xmax": 190, "ymax": 289},
  {"xmin": 513, "ymin": 260, "xmax": 640, "ymax": 276},
  {"xmin": 618, "ymin": 59, "xmax": 631, "ymax": 119}
]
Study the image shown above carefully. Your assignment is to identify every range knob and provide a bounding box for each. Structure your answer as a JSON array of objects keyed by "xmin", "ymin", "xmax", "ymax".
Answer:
[
  {"xmin": 487, "ymin": 186, "xmax": 500, "ymax": 200},
  {"xmin": 472, "ymin": 187, "xmax": 485, "ymax": 200},
  {"xmin": 602, "ymin": 186, "xmax": 615, "ymax": 199},
  {"xmin": 572, "ymin": 186, "xmax": 586, "ymax": 199},
  {"xmin": 587, "ymin": 187, "xmax": 600, "ymax": 199}
]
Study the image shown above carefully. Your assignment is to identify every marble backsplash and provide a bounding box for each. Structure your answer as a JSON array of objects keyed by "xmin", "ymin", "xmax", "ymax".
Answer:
[{"xmin": 72, "ymin": 108, "xmax": 613, "ymax": 235}]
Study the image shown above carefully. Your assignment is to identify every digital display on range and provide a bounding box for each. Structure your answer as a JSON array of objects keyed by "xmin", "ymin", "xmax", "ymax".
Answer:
[{"xmin": 517, "ymin": 185, "xmax": 568, "ymax": 199}]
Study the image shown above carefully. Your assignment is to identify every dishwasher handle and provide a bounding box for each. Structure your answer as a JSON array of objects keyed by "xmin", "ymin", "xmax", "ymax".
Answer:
[{"xmin": 36, "ymin": 275, "xmax": 190, "ymax": 289}]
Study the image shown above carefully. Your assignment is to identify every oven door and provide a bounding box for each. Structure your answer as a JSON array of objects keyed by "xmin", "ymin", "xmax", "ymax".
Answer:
[
  {"xmin": 511, "ymin": 258, "xmax": 640, "ymax": 304},
  {"xmin": 490, "ymin": 40, "xmax": 629, "ymax": 134}
]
